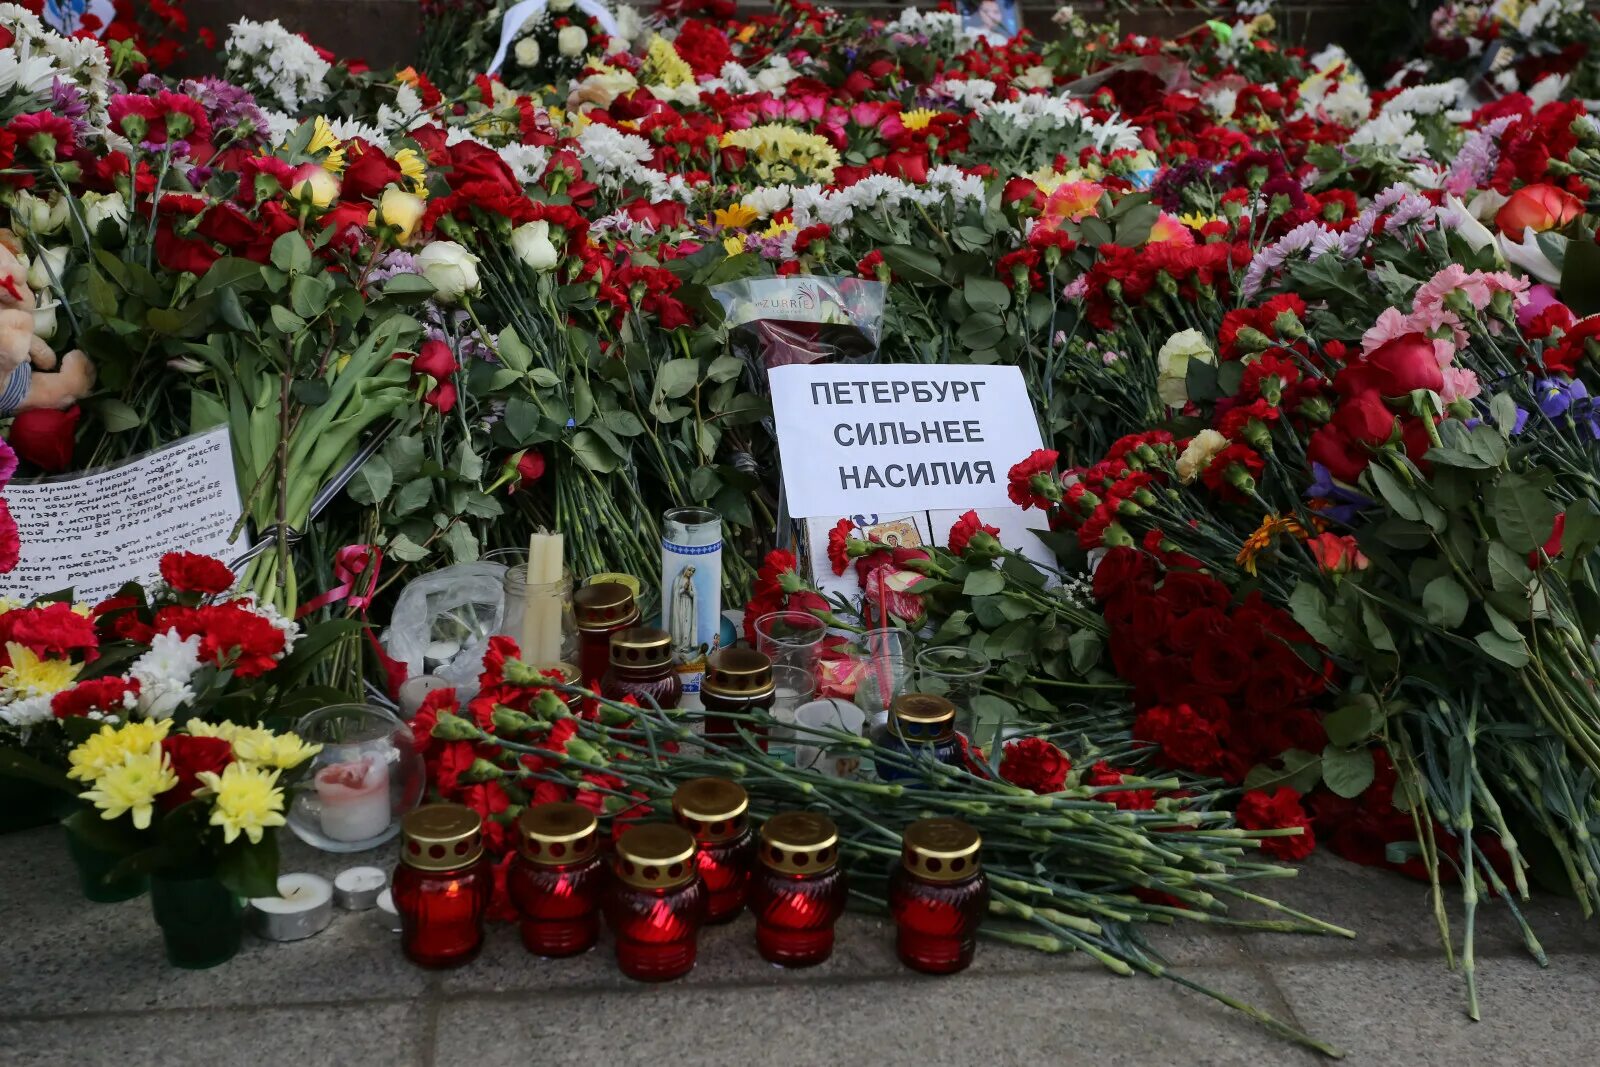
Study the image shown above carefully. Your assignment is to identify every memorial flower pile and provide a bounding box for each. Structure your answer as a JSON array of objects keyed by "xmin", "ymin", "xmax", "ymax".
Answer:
[{"xmin": 0, "ymin": 0, "xmax": 1598, "ymax": 1032}]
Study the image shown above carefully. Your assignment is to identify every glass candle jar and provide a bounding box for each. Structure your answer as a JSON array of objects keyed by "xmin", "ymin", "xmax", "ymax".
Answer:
[
  {"xmin": 508, "ymin": 802, "xmax": 606, "ymax": 958},
  {"xmin": 604, "ymin": 823, "xmax": 707, "ymax": 982},
  {"xmin": 873, "ymin": 694, "xmax": 963, "ymax": 782},
  {"xmin": 701, "ymin": 648, "xmax": 775, "ymax": 751},
  {"xmin": 574, "ymin": 581, "xmax": 639, "ymax": 689},
  {"xmin": 500, "ymin": 564, "xmax": 577, "ymax": 666},
  {"xmin": 601, "ymin": 626, "xmax": 683, "ymax": 710},
  {"xmin": 672, "ymin": 777, "xmax": 755, "ymax": 924},
  {"xmin": 748, "ymin": 811, "xmax": 849, "ymax": 967},
  {"xmin": 888, "ymin": 817, "xmax": 988, "ymax": 975},
  {"xmin": 391, "ymin": 804, "xmax": 493, "ymax": 969}
]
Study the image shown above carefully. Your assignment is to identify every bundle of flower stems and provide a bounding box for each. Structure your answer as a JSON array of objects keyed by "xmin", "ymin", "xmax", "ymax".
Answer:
[{"xmin": 445, "ymin": 680, "xmax": 1351, "ymax": 1056}]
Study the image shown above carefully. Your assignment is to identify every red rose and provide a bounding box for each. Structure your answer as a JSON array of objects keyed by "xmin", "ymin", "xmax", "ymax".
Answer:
[
  {"xmin": 7, "ymin": 406, "xmax": 79, "ymax": 472},
  {"xmin": 1306, "ymin": 424, "xmax": 1369, "ymax": 484},
  {"xmin": 411, "ymin": 339, "xmax": 457, "ymax": 381},
  {"xmin": 1306, "ymin": 532, "xmax": 1369, "ymax": 574},
  {"xmin": 947, "ymin": 509, "xmax": 1001, "ymax": 559},
  {"xmin": 1191, "ymin": 640, "xmax": 1252, "ymax": 695},
  {"xmin": 158, "ymin": 734, "xmax": 234, "ymax": 812},
  {"xmin": 999, "ymin": 737, "xmax": 1071, "ymax": 794},
  {"xmin": 1530, "ymin": 511, "xmax": 1565, "ymax": 567},
  {"xmin": 1331, "ymin": 389, "xmax": 1397, "ymax": 445},
  {"xmin": 1236, "ymin": 786, "xmax": 1316, "ymax": 861},
  {"xmin": 341, "ymin": 139, "xmax": 404, "ymax": 200},
  {"xmin": 1494, "ymin": 183, "xmax": 1583, "ymax": 241},
  {"xmin": 1157, "ymin": 572, "xmax": 1231, "ymax": 614},
  {"xmin": 515, "ymin": 451, "xmax": 546, "ymax": 488},
  {"xmin": 160, "ymin": 552, "xmax": 236, "ymax": 595},
  {"xmin": 1365, "ymin": 333, "xmax": 1444, "ymax": 396},
  {"xmin": 1002, "ymin": 177, "xmax": 1043, "ymax": 212}
]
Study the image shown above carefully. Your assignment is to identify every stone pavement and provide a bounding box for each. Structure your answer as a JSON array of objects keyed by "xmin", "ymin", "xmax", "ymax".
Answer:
[{"xmin": 4, "ymin": 826, "xmax": 1599, "ymax": 1067}]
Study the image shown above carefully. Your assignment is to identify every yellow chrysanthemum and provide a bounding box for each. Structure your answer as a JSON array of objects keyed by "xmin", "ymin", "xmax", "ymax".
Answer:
[
  {"xmin": 761, "ymin": 218, "xmax": 796, "ymax": 240},
  {"xmin": 82, "ymin": 746, "xmax": 177, "ymax": 830},
  {"xmin": 719, "ymin": 125, "xmax": 840, "ymax": 184},
  {"xmin": 0, "ymin": 642, "xmax": 80, "ymax": 698},
  {"xmin": 183, "ymin": 718, "xmax": 238, "ymax": 741},
  {"xmin": 722, "ymin": 235, "xmax": 746, "ymax": 257},
  {"xmin": 1179, "ymin": 211, "xmax": 1219, "ymax": 230},
  {"xmin": 714, "ymin": 203, "xmax": 760, "ymax": 229},
  {"xmin": 644, "ymin": 35, "xmax": 695, "ymax": 89},
  {"xmin": 308, "ymin": 115, "xmax": 346, "ymax": 173},
  {"xmin": 196, "ymin": 762, "xmax": 286, "ymax": 845},
  {"xmin": 899, "ymin": 108, "xmax": 940, "ymax": 132},
  {"xmin": 232, "ymin": 730, "xmax": 322, "ymax": 771},
  {"xmin": 392, "ymin": 148, "xmax": 427, "ymax": 193},
  {"xmin": 1236, "ymin": 515, "xmax": 1308, "ymax": 576},
  {"xmin": 68, "ymin": 720, "xmax": 173, "ymax": 783}
]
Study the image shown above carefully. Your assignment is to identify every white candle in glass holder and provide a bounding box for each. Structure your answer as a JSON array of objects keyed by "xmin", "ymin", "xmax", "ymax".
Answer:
[
  {"xmin": 522, "ymin": 532, "xmax": 565, "ymax": 664},
  {"xmin": 315, "ymin": 753, "xmax": 391, "ymax": 843}
]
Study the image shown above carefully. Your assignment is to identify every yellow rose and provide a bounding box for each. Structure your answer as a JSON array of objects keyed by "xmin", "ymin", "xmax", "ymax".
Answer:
[{"xmin": 373, "ymin": 185, "xmax": 426, "ymax": 244}]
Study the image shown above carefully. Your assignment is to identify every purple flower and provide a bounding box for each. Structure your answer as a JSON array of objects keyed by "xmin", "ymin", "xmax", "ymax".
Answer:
[
  {"xmin": 1305, "ymin": 462, "xmax": 1375, "ymax": 525},
  {"xmin": 1512, "ymin": 406, "xmax": 1530, "ymax": 435},
  {"xmin": 1536, "ymin": 377, "xmax": 1587, "ymax": 418}
]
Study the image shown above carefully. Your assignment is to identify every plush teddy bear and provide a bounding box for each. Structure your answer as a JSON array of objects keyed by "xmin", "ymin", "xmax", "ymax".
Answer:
[{"xmin": 0, "ymin": 231, "xmax": 94, "ymax": 416}]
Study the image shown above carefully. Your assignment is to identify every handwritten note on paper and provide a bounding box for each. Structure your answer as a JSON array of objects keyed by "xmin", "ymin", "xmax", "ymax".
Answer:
[{"xmin": 0, "ymin": 426, "xmax": 247, "ymax": 604}]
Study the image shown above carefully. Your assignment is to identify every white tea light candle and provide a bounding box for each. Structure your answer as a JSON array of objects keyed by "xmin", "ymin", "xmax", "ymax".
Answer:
[
  {"xmin": 375, "ymin": 888, "xmax": 403, "ymax": 933},
  {"xmin": 333, "ymin": 866, "xmax": 388, "ymax": 911},
  {"xmin": 249, "ymin": 873, "xmax": 334, "ymax": 941}
]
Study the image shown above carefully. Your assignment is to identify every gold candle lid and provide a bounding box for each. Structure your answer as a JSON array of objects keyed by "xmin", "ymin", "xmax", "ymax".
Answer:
[
  {"xmin": 575, "ymin": 582, "xmax": 639, "ymax": 631},
  {"xmin": 400, "ymin": 803, "xmax": 484, "ymax": 871},
  {"xmin": 758, "ymin": 811, "xmax": 840, "ymax": 875},
  {"xmin": 900, "ymin": 817, "xmax": 981, "ymax": 882},
  {"xmin": 672, "ymin": 778, "xmax": 749, "ymax": 843},
  {"xmin": 702, "ymin": 648, "xmax": 775, "ymax": 699},
  {"xmin": 614, "ymin": 823, "xmax": 699, "ymax": 890},
  {"xmin": 516, "ymin": 802, "xmax": 599, "ymax": 865},
  {"xmin": 890, "ymin": 693, "xmax": 956, "ymax": 740},
  {"xmin": 610, "ymin": 626, "xmax": 673, "ymax": 669}
]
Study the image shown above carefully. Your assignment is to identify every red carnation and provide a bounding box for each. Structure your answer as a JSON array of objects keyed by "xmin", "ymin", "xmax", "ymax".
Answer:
[
  {"xmin": 826, "ymin": 518, "xmax": 856, "ymax": 576},
  {"xmin": 160, "ymin": 552, "xmax": 236, "ymax": 595},
  {"xmin": 999, "ymin": 737, "xmax": 1071, "ymax": 794},
  {"xmin": 1236, "ymin": 786, "xmax": 1316, "ymax": 861},
  {"xmin": 947, "ymin": 509, "xmax": 1001, "ymax": 560},
  {"xmin": 1133, "ymin": 703, "xmax": 1224, "ymax": 773},
  {"xmin": 2, "ymin": 602, "xmax": 97, "ymax": 658},
  {"xmin": 1007, "ymin": 449, "xmax": 1061, "ymax": 510},
  {"xmin": 1084, "ymin": 761, "xmax": 1155, "ymax": 810},
  {"xmin": 158, "ymin": 734, "xmax": 235, "ymax": 812},
  {"xmin": 51, "ymin": 676, "xmax": 139, "ymax": 719}
]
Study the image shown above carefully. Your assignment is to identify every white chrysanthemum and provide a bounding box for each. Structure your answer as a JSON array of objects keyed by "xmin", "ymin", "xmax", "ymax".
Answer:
[
  {"xmin": 613, "ymin": 3, "xmax": 644, "ymax": 45},
  {"xmin": 1350, "ymin": 111, "xmax": 1428, "ymax": 159},
  {"xmin": 741, "ymin": 185, "xmax": 793, "ymax": 217},
  {"xmin": 499, "ymin": 143, "xmax": 549, "ymax": 185},
  {"xmin": 1083, "ymin": 114, "xmax": 1143, "ymax": 153},
  {"xmin": 934, "ymin": 77, "xmax": 998, "ymax": 109},
  {"xmin": 1320, "ymin": 81, "xmax": 1373, "ymax": 126},
  {"xmin": 790, "ymin": 184, "xmax": 853, "ymax": 229},
  {"xmin": 1205, "ymin": 87, "xmax": 1238, "ymax": 120},
  {"xmin": 713, "ymin": 61, "xmax": 756, "ymax": 94},
  {"xmin": 444, "ymin": 124, "xmax": 493, "ymax": 150},
  {"xmin": 1519, "ymin": 0, "xmax": 1581, "ymax": 35},
  {"xmin": 224, "ymin": 17, "xmax": 333, "ymax": 113},
  {"xmin": 328, "ymin": 117, "xmax": 382, "ymax": 144},
  {"xmin": 577, "ymin": 122, "xmax": 654, "ymax": 172},
  {"xmin": 925, "ymin": 165, "xmax": 986, "ymax": 209},
  {"xmin": 1381, "ymin": 80, "xmax": 1465, "ymax": 116},
  {"xmin": 130, "ymin": 631, "xmax": 203, "ymax": 721},
  {"xmin": 753, "ymin": 55, "xmax": 800, "ymax": 93},
  {"xmin": 0, "ymin": 694, "xmax": 53, "ymax": 727}
]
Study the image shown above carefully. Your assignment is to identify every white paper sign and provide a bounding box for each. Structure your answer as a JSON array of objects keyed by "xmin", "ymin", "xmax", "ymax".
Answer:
[
  {"xmin": 0, "ymin": 426, "xmax": 247, "ymax": 604},
  {"xmin": 769, "ymin": 365, "xmax": 1045, "ymax": 518}
]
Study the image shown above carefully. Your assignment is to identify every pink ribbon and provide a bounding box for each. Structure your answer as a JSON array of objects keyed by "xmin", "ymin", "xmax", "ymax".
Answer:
[{"xmin": 298, "ymin": 545, "xmax": 384, "ymax": 618}]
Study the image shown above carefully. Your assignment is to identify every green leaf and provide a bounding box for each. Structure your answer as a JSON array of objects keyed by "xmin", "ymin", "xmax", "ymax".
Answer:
[
  {"xmin": 1562, "ymin": 499, "xmax": 1600, "ymax": 560},
  {"xmin": 1323, "ymin": 696, "xmax": 1382, "ymax": 747},
  {"xmin": 347, "ymin": 454, "xmax": 392, "ymax": 505},
  {"xmin": 1486, "ymin": 542, "xmax": 1532, "ymax": 595},
  {"xmin": 195, "ymin": 257, "xmax": 265, "ymax": 298},
  {"xmin": 1184, "ymin": 356, "xmax": 1220, "ymax": 402},
  {"xmin": 290, "ymin": 379, "xmax": 330, "ymax": 406},
  {"xmin": 655, "ymin": 359, "xmax": 700, "ymax": 401},
  {"xmin": 880, "ymin": 245, "xmax": 945, "ymax": 286},
  {"xmin": 569, "ymin": 429, "xmax": 620, "ymax": 474},
  {"xmin": 962, "ymin": 569, "xmax": 1005, "ymax": 597},
  {"xmin": 1288, "ymin": 583, "xmax": 1348, "ymax": 655},
  {"xmin": 1360, "ymin": 600, "xmax": 1396, "ymax": 653},
  {"xmin": 1321, "ymin": 745, "xmax": 1376, "ymax": 799},
  {"xmin": 1559, "ymin": 235, "xmax": 1600, "ymax": 318},
  {"xmin": 387, "ymin": 533, "xmax": 428, "ymax": 562},
  {"xmin": 1422, "ymin": 575, "xmax": 1469, "ymax": 630},
  {"xmin": 1474, "ymin": 630, "xmax": 1530, "ymax": 668},
  {"xmin": 957, "ymin": 311, "xmax": 1006, "ymax": 350},
  {"xmin": 269, "ymin": 305, "xmax": 306, "ymax": 334},
  {"xmin": 1490, "ymin": 393, "xmax": 1520, "ymax": 437},
  {"xmin": 385, "ymin": 434, "xmax": 424, "ymax": 481},
  {"xmin": 441, "ymin": 522, "xmax": 478, "ymax": 563},
  {"xmin": 1067, "ymin": 629, "xmax": 1102, "ymax": 674},
  {"xmin": 381, "ymin": 273, "xmax": 436, "ymax": 302},
  {"xmin": 1489, "ymin": 474, "xmax": 1557, "ymax": 554},
  {"xmin": 92, "ymin": 397, "xmax": 142, "ymax": 432},
  {"xmin": 963, "ymin": 276, "xmax": 1011, "ymax": 314},
  {"xmin": 391, "ymin": 477, "xmax": 432, "ymax": 516},
  {"xmin": 269, "ymin": 232, "xmax": 310, "ymax": 274},
  {"xmin": 1367, "ymin": 464, "xmax": 1422, "ymax": 521},
  {"xmin": 217, "ymin": 835, "xmax": 279, "ymax": 900},
  {"xmin": 706, "ymin": 354, "xmax": 743, "ymax": 383}
]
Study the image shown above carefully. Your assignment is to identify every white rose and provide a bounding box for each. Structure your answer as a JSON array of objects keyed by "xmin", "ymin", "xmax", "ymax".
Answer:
[
  {"xmin": 514, "ymin": 37, "xmax": 541, "ymax": 68},
  {"xmin": 1155, "ymin": 328, "xmax": 1216, "ymax": 409},
  {"xmin": 614, "ymin": 4, "xmax": 643, "ymax": 43},
  {"xmin": 25, "ymin": 245, "xmax": 68, "ymax": 294},
  {"xmin": 1176, "ymin": 429, "xmax": 1229, "ymax": 484},
  {"xmin": 31, "ymin": 303, "xmax": 56, "ymax": 342},
  {"xmin": 12, "ymin": 190, "xmax": 67, "ymax": 236},
  {"xmin": 558, "ymin": 26, "xmax": 587, "ymax": 57},
  {"xmin": 510, "ymin": 220, "xmax": 560, "ymax": 272},
  {"xmin": 416, "ymin": 241, "xmax": 482, "ymax": 302},
  {"xmin": 82, "ymin": 190, "xmax": 129, "ymax": 234},
  {"xmin": 1443, "ymin": 194, "xmax": 1497, "ymax": 254}
]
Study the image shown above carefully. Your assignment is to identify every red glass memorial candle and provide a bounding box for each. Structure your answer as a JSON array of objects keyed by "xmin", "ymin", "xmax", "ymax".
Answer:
[
  {"xmin": 672, "ymin": 777, "xmax": 755, "ymax": 923},
  {"xmin": 748, "ymin": 811, "xmax": 849, "ymax": 967},
  {"xmin": 601, "ymin": 627, "xmax": 683, "ymax": 710},
  {"xmin": 391, "ymin": 804, "xmax": 493, "ymax": 969},
  {"xmin": 574, "ymin": 582, "xmax": 639, "ymax": 689},
  {"xmin": 700, "ymin": 648, "xmax": 775, "ymax": 751},
  {"xmin": 508, "ymin": 802, "xmax": 606, "ymax": 957},
  {"xmin": 604, "ymin": 823, "xmax": 707, "ymax": 982},
  {"xmin": 887, "ymin": 817, "xmax": 988, "ymax": 975}
]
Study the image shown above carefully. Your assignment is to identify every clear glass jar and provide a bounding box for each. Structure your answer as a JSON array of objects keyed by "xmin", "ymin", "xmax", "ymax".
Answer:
[
  {"xmin": 914, "ymin": 646, "xmax": 991, "ymax": 738},
  {"xmin": 498, "ymin": 563, "xmax": 577, "ymax": 667},
  {"xmin": 288, "ymin": 703, "xmax": 426, "ymax": 852}
]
